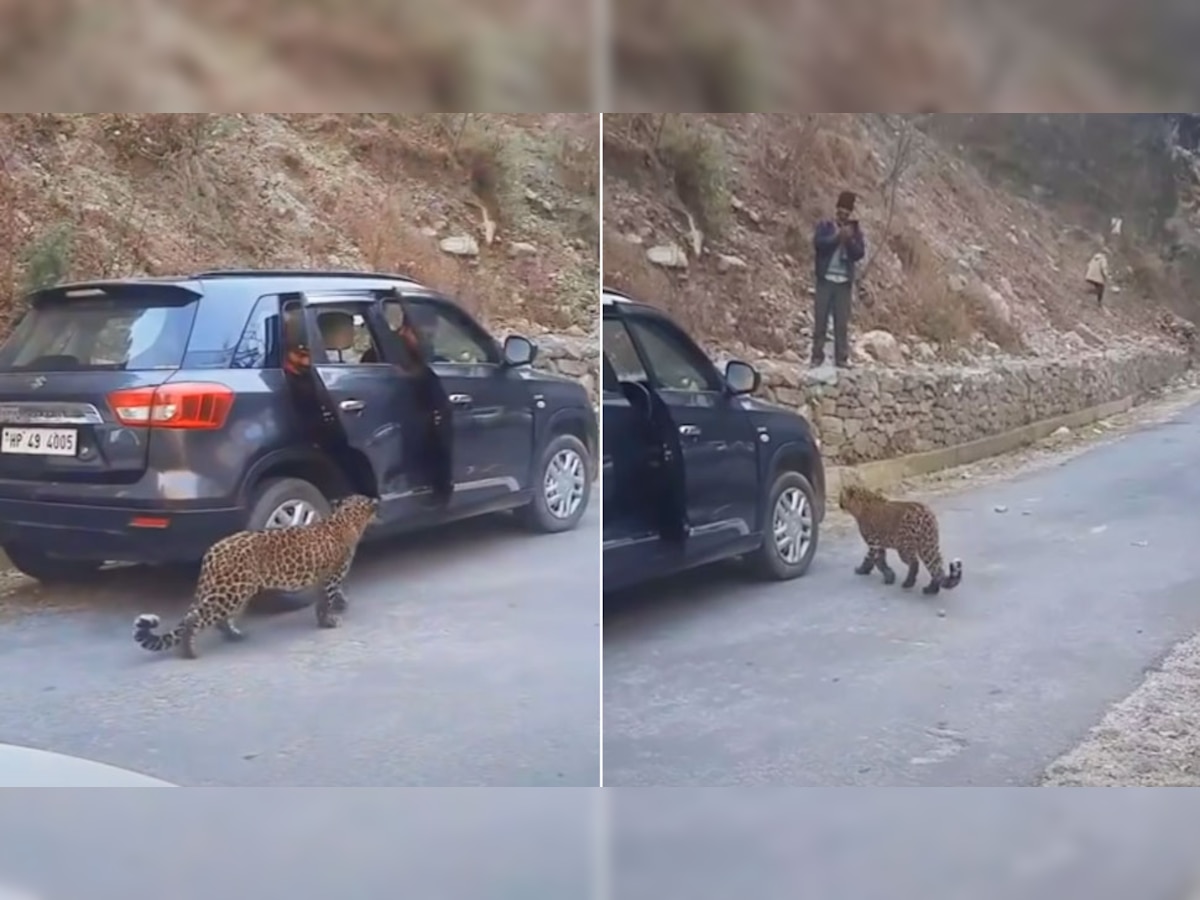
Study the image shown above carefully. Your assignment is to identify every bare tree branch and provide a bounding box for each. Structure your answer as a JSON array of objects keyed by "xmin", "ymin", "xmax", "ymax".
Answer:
[{"xmin": 858, "ymin": 119, "xmax": 916, "ymax": 284}]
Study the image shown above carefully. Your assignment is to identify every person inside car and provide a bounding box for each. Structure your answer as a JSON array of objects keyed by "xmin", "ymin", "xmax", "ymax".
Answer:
[{"xmin": 281, "ymin": 307, "xmax": 312, "ymax": 376}]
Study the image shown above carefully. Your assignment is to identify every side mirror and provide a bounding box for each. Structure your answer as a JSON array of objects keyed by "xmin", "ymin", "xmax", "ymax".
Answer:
[
  {"xmin": 724, "ymin": 359, "xmax": 760, "ymax": 396},
  {"xmin": 502, "ymin": 334, "xmax": 537, "ymax": 367}
]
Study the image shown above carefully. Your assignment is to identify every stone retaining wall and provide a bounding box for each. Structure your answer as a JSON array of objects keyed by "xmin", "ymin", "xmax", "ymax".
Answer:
[
  {"xmin": 529, "ymin": 332, "xmax": 599, "ymax": 403},
  {"xmin": 750, "ymin": 345, "xmax": 1189, "ymax": 465}
]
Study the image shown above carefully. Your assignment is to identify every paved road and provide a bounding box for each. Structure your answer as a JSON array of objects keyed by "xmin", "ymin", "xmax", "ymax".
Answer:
[
  {"xmin": 0, "ymin": 506, "xmax": 599, "ymax": 786},
  {"xmin": 604, "ymin": 400, "xmax": 1200, "ymax": 786},
  {"xmin": 611, "ymin": 789, "xmax": 1200, "ymax": 900},
  {"xmin": 0, "ymin": 789, "xmax": 593, "ymax": 900}
]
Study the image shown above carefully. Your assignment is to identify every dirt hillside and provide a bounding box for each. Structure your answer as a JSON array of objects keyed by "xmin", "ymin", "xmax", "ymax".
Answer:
[
  {"xmin": 0, "ymin": 0, "xmax": 590, "ymax": 111},
  {"xmin": 0, "ymin": 113, "xmax": 598, "ymax": 343},
  {"xmin": 603, "ymin": 113, "xmax": 1198, "ymax": 367}
]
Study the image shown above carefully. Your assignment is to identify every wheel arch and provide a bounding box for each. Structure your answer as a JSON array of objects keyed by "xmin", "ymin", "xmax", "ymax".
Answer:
[{"xmin": 240, "ymin": 446, "xmax": 377, "ymax": 506}]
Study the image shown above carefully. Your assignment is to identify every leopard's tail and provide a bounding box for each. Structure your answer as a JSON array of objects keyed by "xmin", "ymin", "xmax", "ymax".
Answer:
[
  {"xmin": 943, "ymin": 559, "xmax": 963, "ymax": 590},
  {"xmin": 133, "ymin": 614, "xmax": 184, "ymax": 652}
]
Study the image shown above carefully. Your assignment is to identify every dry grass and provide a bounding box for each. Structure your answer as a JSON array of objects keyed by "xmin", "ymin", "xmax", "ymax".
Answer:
[
  {"xmin": 98, "ymin": 114, "xmax": 228, "ymax": 166},
  {"xmin": 601, "ymin": 232, "xmax": 725, "ymax": 337},
  {"xmin": 0, "ymin": 113, "xmax": 594, "ymax": 337},
  {"xmin": 170, "ymin": 0, "xmax": 593, "ymax": 109},
  {"xmin": 860, "ymin": 225, "xmax": 1025, "ymax": 352},
  {"xmin": 604, "ymin": 114, "xmax": 731, "ymax": 237}
]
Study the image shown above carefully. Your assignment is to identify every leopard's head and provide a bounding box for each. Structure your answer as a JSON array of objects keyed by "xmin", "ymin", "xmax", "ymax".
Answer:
[
  {"xmin": 332, "ymin": 494, "xmax": 382, "ymax": 531},
  {"xmin": 838, "ymin": 482, "xmax": 883, "ymax": 516}
]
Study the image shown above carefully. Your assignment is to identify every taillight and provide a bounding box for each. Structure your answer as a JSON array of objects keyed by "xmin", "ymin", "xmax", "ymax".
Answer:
[{"xmin": 108, "ymin": 383, "xmax": 235, "ymax": 430}]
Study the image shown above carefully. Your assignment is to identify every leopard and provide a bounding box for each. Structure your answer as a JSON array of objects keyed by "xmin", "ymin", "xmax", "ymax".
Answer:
[
  {"xmin": 133, "ymin": 494, "xmax": 380, "ymax": 659},
  {"xmin": 838, "ymin": 483, "xmax": 963, "ymax": 596}
]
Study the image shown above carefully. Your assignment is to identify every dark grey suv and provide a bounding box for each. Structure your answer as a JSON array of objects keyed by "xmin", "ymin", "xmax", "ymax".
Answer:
[{"xmin": 0, "ymin": 270, "xmax": 596, "ymax": 584}]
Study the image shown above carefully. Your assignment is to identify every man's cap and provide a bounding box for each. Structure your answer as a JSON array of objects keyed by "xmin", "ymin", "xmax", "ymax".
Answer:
[{"xmin": 836, "ymin": 190, "xmax": 857, "ymax": 211}]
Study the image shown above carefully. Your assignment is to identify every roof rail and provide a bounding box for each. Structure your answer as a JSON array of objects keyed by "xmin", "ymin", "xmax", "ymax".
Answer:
[{"xmin": 192, "ymin": 269, "xmax": 418, "ymax": 282}]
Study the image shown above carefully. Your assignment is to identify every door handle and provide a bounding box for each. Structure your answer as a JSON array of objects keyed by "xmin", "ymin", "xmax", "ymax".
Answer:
[
  {"xmin": 449, "ymin": 393, "xmax": 473, "ymax": 406},
  {"xmin": 678, "ymin": 424, "xmax": 701, "ymax": 437},
  {"xmin": 339, "ymin": 399, "xmax": 366, "ymax": 412}
]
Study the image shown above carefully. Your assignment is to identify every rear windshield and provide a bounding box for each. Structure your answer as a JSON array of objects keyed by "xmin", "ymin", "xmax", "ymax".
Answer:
[{"xmin": 0, "ymin": 291, "xmax": 197, "ymax": 372}]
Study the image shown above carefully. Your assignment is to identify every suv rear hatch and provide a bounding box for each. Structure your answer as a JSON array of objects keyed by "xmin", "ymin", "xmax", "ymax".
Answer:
[{"xmin": 0, "ymin": 282, "xmax": 203, "ymax": 490}]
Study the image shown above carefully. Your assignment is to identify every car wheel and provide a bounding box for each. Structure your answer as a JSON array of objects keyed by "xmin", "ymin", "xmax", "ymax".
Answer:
[
  {"xmin": 749, "ymin": 470, "xmax": 819, "ymax": 581},
  {"xmin": 245, "ymin": 476, "xmax": 333, "ymax": 612},
  {"xmin": 516, "ymin": 433, "xmax": 592, "ymax": 533},
  {"xmin": 2, "ymin": 544, "xmax": 103, "ymax": 585}
]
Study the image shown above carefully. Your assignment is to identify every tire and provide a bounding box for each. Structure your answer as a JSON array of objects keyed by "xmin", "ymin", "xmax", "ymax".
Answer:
[
  {"xmin": 749, "ymin": 470, "xmax": 820, "ymax": 581},
  {"xmin": 244, "ymin": 476, "xmax": 333, "ymax": 612},
  {"xmin": 516, "ymin": 433, "xmax": 592, "ymax": 534},
  {"xmin": 2, "ymin": 544, "xmax": 103, "ymax": 585}
]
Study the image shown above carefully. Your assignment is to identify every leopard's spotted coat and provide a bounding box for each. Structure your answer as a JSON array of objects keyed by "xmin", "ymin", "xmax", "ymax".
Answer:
[
  {"xmin": 839, "ymin": 484, "xmax": 963, "ymax": 595},
  {"xmin": 134, "ymin": 494, "xmax": 380, "ymax": 658}
]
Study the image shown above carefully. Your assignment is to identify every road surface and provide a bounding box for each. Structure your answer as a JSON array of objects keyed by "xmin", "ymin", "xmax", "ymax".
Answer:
[
  {"xmin": 0, "ymin": 506, "xmax": 599, "ymax": 786},
  {"xmin": 604, "ymin": 399, "xmax": 1200, "ymax": 786},
  {"xmin": 611, "ymin": 788, "xmax": 1200, "ymax": 900},
  {"xmin": 0, "ymin": 789, "xmax": 593, "ymax": 900}
]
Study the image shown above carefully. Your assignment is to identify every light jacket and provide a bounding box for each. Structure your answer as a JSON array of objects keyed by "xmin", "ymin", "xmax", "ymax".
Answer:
[{"xmin": 1086, "ymin": 252, "xmax": 1110, "ymax": 285}]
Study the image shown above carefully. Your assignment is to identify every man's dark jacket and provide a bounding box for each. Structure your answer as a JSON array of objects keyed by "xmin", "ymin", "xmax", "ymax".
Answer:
[{"xmin": 813, "ymin": 220, "xmax": 866, "ymax": 283}]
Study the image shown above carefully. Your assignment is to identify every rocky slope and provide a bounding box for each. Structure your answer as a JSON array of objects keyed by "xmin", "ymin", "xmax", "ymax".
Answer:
[
  {"xmin": 612, "ymin": 0, "xmax": 1198, "ymax": 111},
  {"xmin": 603, "ymin": 113, "xmax": 1198, "ymax": 464},
  {"xmin": 0, "ymin": 0, "xmax": 590, "ymax": 111},
  {"xmin": 604, "ymin": 113, "xmax": 1195, "ymax": 365},
  {"xmin": 0, "ymin": 113, "xmax": 599, "ymax": 389}
]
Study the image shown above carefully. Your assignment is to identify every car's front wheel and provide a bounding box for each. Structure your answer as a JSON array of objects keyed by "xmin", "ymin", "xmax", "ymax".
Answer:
[
  {"xmin": 2, "ymin": 544, "xmax": 104, "ymax": 585},
  {"xmin": 749, "ymin": 470, "xmax": 819, "ymax": 581},
  {"xmin": 516, "ymin": 433, "xmax": 592, "ymax": 533},
  {"xmin": 245, "ymin": 476, "xmax": 333, "ymax": 612}
]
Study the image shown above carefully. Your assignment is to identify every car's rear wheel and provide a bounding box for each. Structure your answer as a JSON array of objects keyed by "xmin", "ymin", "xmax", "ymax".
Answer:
[
  {"xmin": 246, "ymin": 476, "xmax": 333, "ymax": 612},
  {"xmin": 2, "ymin": 544, "xmax": 104, "ymax": 585},
  {"xmin": 516, "ymin": 433, "xmax": 591, "ymax": 533},
  {"xmin": 749, "ymin": 470, "xmax": 819, "ymax": 581}
]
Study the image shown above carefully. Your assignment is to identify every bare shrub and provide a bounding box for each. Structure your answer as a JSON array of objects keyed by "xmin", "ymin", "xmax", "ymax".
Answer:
[
  {"xmin": 656, "ymin": 116, "xmax": 730, "ymax": 236},
  {"xmin": 455, "ymin": 124, "xmax": 523, "ymax": 227},
  {"xmin": 22, "ymin": 221, "xmax": 73, "ymax": 292},
  {"xmin": 99, "ymin": 114, "xmax": 226, "ymax": 166},
  {"xmin": 965, "ymin": 287, "xmax": 1025, "ymax": 352},
  {"xmin": 754, "ymin": 115, "xmax": 823, "ymax": 212},
  {"xmin": 910, "ymin": 281, "xmax": 972, "ymax": 346}
]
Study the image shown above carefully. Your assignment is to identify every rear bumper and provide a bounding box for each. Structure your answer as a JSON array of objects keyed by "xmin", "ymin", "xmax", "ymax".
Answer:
[{"xmin": 0, "ymin": 498, "xmax": 245, "ymax": 564}]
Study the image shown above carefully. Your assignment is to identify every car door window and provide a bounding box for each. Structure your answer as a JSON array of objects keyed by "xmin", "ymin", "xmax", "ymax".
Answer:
[
  {"xmin": 381, "ymin": 298, "xmax": 497, "ymax": 365},
  {"xmin": 602, "ymin": 319, "xmax": 649, "ymax": 382},
  {"xmin": 310, "ymin": 304, "xmax": 385, "ymax": 365},
  {"xmin": 625, "ymin": 316, "xmax": 721, "ymax": 393}
]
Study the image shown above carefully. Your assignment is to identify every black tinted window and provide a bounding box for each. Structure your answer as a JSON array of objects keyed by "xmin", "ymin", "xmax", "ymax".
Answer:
[
  {"xmin": 0, "ymin": 290, "xmax": 197, "ymax": 372},
  {"xmin": 229, "ymin": 294, "xmax": 281, "ymax": 370},
  {"xmin": 625, "ymin": 316, "xmax": 720, "ymax": 392},
  {"xmin": 602, "ymin": 319, "xmax": 648, "ymax": 381},
  {"xmin": 382, "ymin": 298, "xmax": 497, "ymax": 365}
]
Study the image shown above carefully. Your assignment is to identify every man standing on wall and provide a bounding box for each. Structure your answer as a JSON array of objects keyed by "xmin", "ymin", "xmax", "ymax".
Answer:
[{"xmin": 812, "ymin": 190, "xmax": 866, "ymax": 368}]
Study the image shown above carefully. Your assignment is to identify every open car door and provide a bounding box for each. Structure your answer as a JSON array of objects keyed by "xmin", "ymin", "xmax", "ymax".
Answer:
[
  {"xmin": 630, "ymin": 378, "xmax": 689, "ymax": 543},
  {"xmin": 280, "ymin": 294, "xmax": 451, "ymax": 509},
  {"xmin": 368, "ymin": 291, "xmax": 454, "ymax": 506},
  {"xmin": 279, "ymin": 297, "xmax": 347, "ymax": 452},
  {"xmin": 601, "ymin": 315, "xmax": 689, "ymax": 545}
]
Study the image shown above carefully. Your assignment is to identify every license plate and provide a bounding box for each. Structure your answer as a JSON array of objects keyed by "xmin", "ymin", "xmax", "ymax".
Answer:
[{"xmin": 0, "ymin": 427, "xmax": 78, "ymax": 457}]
